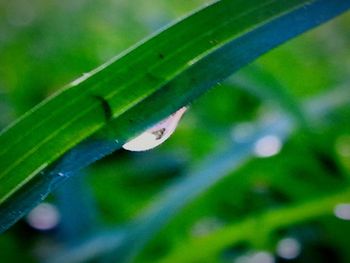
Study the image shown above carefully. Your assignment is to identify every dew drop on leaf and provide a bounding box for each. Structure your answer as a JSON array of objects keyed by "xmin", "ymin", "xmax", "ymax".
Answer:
[{"xmin": 122, "ymin": 107, "xmax": 187, "ymax": 152}]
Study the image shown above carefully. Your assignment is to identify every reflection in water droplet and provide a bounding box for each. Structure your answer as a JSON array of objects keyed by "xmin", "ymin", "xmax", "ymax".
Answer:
[
  {"xmin": 123, "ymin": 107, "xmax": 187, "ymax": 152},
  {"xmin": 26, "ymin": 203, "xmax": 60, "ymax": 231}
]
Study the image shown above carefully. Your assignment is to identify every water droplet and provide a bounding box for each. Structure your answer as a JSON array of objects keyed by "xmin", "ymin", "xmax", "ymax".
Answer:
[
  {"xmin": 57, "ymin": 172, "xmax": 65, "ymax": 177},
  {"xmin": 26, "ymin": 203, "xmax": 60, "ymax": 231},
  {"xmin": 123, "ymin": 107, "xmax": 187, "ymax": 152}
]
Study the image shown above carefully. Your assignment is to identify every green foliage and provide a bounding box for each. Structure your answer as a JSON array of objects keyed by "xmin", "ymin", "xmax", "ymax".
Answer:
[
  {"xmin": 0, "ymin": 0, "xmax": 350, "ymax": 262},
  {"xmin": 0, "ymin": 0, "xmax": 315, "ymax": 208}
]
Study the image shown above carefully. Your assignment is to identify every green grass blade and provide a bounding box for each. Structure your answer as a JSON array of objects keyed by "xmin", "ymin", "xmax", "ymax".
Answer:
[{"xmin": 0, "ymin": 0, "xmax": 349, "ymax": 233}]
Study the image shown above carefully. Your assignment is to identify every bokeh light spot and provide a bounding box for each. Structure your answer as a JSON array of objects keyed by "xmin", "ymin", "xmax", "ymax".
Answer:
[
  {"xmin": 276, "ymin": 237, "xmax": 301, "ymax": 260},
  {"xmin": 254, "ymin": 135, "xmax": 282, "ymax": 158},
  {"xmin": 26, "ymin": 203, "xmax": 60, "ymax": 231},
  {"xmin": 334, "ymin": 203, "xmax": 350, "ymax": 220},
  {"xmin": 236, "ymin": 251, "xmax": 275, "ymax": 263}
]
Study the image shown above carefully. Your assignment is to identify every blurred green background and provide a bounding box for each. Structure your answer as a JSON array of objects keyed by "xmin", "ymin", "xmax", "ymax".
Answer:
[{"xmin": 1, "ymin": 0, "xmax": 350, "ymax": 262}]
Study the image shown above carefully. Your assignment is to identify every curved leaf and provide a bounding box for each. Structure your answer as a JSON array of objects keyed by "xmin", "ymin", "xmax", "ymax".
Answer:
[{"xmin": 0, "ymin": 0, "xmax": 349, "ymax": 233}]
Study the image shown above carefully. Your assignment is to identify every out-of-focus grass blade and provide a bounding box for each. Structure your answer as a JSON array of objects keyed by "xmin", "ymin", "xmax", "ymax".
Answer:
[
  {"xmin": 229, "ymin": 66, "xmax": 309, "ymax": 128},
  {"xmin": 0, "ymin": 0, "xmax": 349, "ymax": 233},
  {"xmin": 54, "ymin": 172, "xmax": 98, "ymax": 242},
  {"xmin": 161, "ymin": 187, "xmax": 350, "ymax": 263}
]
